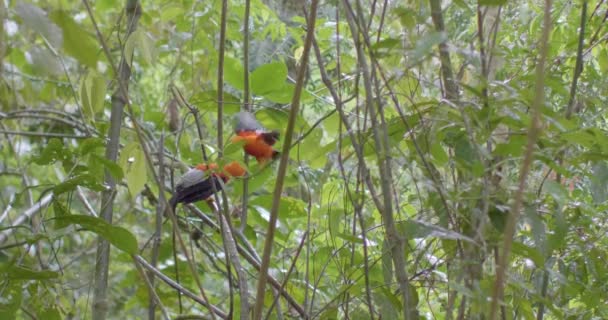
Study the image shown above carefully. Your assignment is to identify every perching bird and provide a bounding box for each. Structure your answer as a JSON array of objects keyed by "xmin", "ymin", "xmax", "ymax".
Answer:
[
  {"xmin": 168, "ymin": 161, "xmax": 246, "ymax": 212},
  {"xmin": 231, "ymin": 111, "xmax": 280, "ymax": 163}
]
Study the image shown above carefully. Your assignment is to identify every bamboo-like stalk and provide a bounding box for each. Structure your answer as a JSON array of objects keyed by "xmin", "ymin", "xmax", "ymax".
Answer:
[{"xmin": 252, "ymin": 1, "xmax": 320, "ymax": 319}]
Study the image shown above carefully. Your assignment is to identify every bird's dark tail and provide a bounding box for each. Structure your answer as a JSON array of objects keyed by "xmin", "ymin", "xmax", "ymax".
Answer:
[{"xmin": 260, "ymin": 131, "xmax": 280, "ymax": 146}]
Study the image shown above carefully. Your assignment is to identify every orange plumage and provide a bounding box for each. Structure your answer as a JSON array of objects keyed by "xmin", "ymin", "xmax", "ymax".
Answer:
[{"xmin": 232, "ymin": 111, "xmax": 280, "ymax": 163}]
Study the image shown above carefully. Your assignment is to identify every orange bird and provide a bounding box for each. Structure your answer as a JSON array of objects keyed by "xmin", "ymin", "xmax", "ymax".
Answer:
[
  {"xmin": 231, "ymin": 111, "xmax": 280, "ymax": 163},
  {"xmin": 169, "ymin": 161, "xmax": 246, "ymax": 212}
]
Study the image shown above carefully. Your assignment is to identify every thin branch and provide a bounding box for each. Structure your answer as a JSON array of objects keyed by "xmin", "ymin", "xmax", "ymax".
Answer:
[
  {"xmin": 134, "ymin": 255, "xmax": 228, "ymax": 319},
  {"xmin": 148, "ymin": 134, "xmax": 166, "ymax": 320},
  {"xmin": 0, "ymin": 194, "xmax": 53, "ymax": 244},
  {"xmin": 565, "ymin": 0, "xmax": 588, "ymax": 119},
  {"xmin": 83, "ymin": 0, "xmax": 216, "ymax": 316},
  {"xmin": 489, "ymin": 0, "xmax": 553, "ymax": 317},
  {"xmin": 186, "ymin": 205, "xmax": 308, "ymax": 318},
  {"xmin": 87, "ymin": 2, "xmax": 141, "ymax": 319},
  {"xmin": 0, "ymin": 130, "xmax": 89, "ymax": 139},
  {"xmin": 252, "ymin": 1, "xmax": 319, "ymax": 318},
  {"xmin": 263, "ymin": 232, "xmax": 307, "ymax": 320}
]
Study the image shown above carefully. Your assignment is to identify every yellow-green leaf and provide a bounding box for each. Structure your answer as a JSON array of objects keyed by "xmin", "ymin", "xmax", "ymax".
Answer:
[{"xmin": 119, "ymin": 142, "xmax": 147, "ymax": 196}]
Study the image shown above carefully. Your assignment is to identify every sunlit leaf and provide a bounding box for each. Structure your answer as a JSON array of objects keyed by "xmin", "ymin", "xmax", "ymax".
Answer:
[
  {"xmin": 251, "ymin": 61, "xmax": 288, "ymax": 95},
  {"xmin": 119, "ymin": 142, "xmax": 147, "ymax": 196}
]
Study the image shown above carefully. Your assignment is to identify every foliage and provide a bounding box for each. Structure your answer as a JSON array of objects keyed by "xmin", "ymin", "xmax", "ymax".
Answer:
[{"xmin": 1, "ymin": 0, "xmax": 608, "ymax": 319}]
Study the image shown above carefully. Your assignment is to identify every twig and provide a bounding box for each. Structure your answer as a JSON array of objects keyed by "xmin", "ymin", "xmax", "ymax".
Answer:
[
  {"xmin": 134, "ymin": 256, "xmax": 170, "ymax": 320},
  {"xmin": 489, "ymin": 0, "xmax": 553, "ymax": 318},
  {"xmin": 86, "ymin": 1, "xmax": 141, "ymax": 319},
  {"xmin": 0, "ymin": 194, "xmax": 53, "ymax": 244},
  {"xmin": 252, "ymin": 1, "xmax": 319, "ymax": 319},
  {"xmin": 149, "ymin": 133, "xmax": 166, "ymax": 320},
  {"xmin": 134, "ymin": 255, "xmax": 228, "ymax": 319},
  {"xmin": 0, "ymin": 130, "xmax": 89, "ymax": 139},
  {"xmin": 186, "ymin": 205, "xmax": 308, "ymax": 318},
  {"xmin": 263, "ymin": 232, "xmax": 307, "ymax": 320},
  {"xmin": 83, "ymin": 0, "xmax": 216, "ymax": 316}
]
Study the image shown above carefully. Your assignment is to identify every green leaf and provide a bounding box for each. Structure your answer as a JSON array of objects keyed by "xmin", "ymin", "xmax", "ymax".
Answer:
[
  {"xmin": 224, "ymin": 56, "xmax": 246, "ymax": 91},
  {"xmin": 40, "ymin": 308, "xmax": 62, "ymax": 320},
  {"xmin": 543, "ymin": 181, "xmax": 568, "ymax": 206},
  {"xmin": 53, "ymin": 201, "xmax": 71, "ymax": 229},
  {"xmin": 1, "ymin": 265, "xmax": 60, "ymax": 280},
  {"xmin": 0, "ymin": 284, "xmax": 21, "ymax": 319},
  {"xmin": 251, "ymin": 61, "xmax": 288, "ymax": 95},
  {"xmin": 262, "ymin": 83, "xmax": 295, "ymax": 104},
  {"xmin": 34, "ymin": 138, "xmax": 69, "ymax": 165},
  {"xmin": 81, "ymin": 71, "xmax": 106, "ymax": 118},
  {"xmin": 119, "ymin": 142, "xmax": 147, "ymax": 196},
  {"xmin": 54, "ymin": 214, "xmax": 138, "ymax": 254},
  {"xmin": 410, "ymin": 31, "xmax": 447, "ymax": 63},
  {"xmin": 136, "ymin": 29, "xmax": 155, "ymax": 65},
  {"xmin": 512, "ymin": 241, "xmax": 544, "ymax": 267},
  {"xmin": 54, "ymin": 174, "xmax": 104, "ymax": 195},
  {"xmin": 49, "ymin": 11, "xmax": 98, "ymax": 68},
  {"xmin": 430, "ymin": 142, "xmax": 448, "ymax": 166},
  {"xmin": 78, "ymin": 137, "xmax": 105, "ymax": 155},
  {"xmin": 91, "ymin": 154, "xmax": 124, "ymax": 181},
  {"xmin": 250, "ymin": 195, "xmax": 306, "ymax": 220}
]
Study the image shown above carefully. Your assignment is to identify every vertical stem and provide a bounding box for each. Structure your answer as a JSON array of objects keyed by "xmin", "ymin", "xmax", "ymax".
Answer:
[
  {"xmin": 429, "ymin": 0, "xmax": 459, "ymax": 100},
  {"xmin": 489, "ymin": 0, "xmax": 552, "ymax": 318},
  {"xmin": 252, "ymin": 1, "xmax": 319, "ymax": 319},
  {"xmin": 148, "ymin": 134, "xmax": 165, "ymax": 320},
  {"xmin": 92, "ymin": 2, "xmax": 141, "ymax": 320},
  {"xmin": 241, "ymin": 0, "xmax": 252, "ymax": 234},
  {"xmin": 217, "ymin": 0, "xmax": 228, "ymax": 156}
]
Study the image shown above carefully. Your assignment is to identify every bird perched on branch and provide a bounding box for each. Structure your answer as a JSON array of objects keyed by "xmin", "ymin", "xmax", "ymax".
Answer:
[
  {"xmin": 169, "ymin": 161, "xmax": 246, "ymax": 213},
  {"xmin": 231, "ymin": 111, "xmax": 280, "ymax": 164}
]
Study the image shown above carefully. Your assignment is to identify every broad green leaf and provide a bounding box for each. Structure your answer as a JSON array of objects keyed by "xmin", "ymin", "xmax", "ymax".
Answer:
[
  {"xmin": 232, "ymin": 163, "xmax": 274, "ymax": 196},
  {"xmin": 191, "ymin": 90, "xmax": 241, "ymax": 114},
  {"xmin": 160, "ymin": 4, "xmax": 184, "ymax": 22},
  {"xmin": 135, "ymin": 29, "xmax": 155, "ymax": 65},
  {"xmin": 119, "ymin": 142, "xmax": 147, "ymax": 196},
  {"xmin": 430, "ymin": 142, "xmax": 448, "ymax": 166},
  {"xmin": 249, "ymin": 195, "xmax": 306, "ymax": 219},
  {"xmin": 40, "ymin": 308, "xmax": 62, "ymax": 320},
  {"xmin": 224, "ymin": 56, "xmax": 246, "ymax": 91},
  {"xmin": 81, "ymin": 71, "xmax": 106, "ymax": 118},
  {"xmin": 49, "ymin": 11, "xmax": 98, "ymax": 68},
  {"xmin": 251, "ymin": 61, "xmax": 288, "ymax": 95},
  {"xmin": 494, "ymin": 135, "xmax": 526, "ymax": 157},
  {"xmin": 1, "ymin": 265, "xmax": 60, "ymax": 280},
  {"xmin": 54, "ymin": 214, "xmax": 138, "ymax": 254},
  {"xmin": 54, "ymin": 174, "xmax": 104, "ymax": 195},
  {"xmin": 91, "ymin": 154, "xmax": 124, "ymax": 181}
]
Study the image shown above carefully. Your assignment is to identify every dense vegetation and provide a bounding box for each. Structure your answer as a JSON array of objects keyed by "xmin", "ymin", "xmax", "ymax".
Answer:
[{"xmin": 1, "ymin": 0, "xmax": 607, "ymax": 319}]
